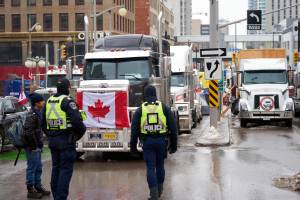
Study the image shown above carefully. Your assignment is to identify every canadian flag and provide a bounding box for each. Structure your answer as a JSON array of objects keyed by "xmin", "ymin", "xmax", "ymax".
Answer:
[
  {"xmin": 77, "ymin": 91, "xmax": 130, "ymax": 129},
  {"xmin": 18, "ymin": 91, "xmax": 28, "ymax": 105}
]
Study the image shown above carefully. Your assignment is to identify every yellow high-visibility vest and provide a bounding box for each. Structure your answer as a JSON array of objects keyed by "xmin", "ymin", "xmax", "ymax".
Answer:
[{"xmin": 140, "ymin": 101, "xmax": 167, "ymax": 134}]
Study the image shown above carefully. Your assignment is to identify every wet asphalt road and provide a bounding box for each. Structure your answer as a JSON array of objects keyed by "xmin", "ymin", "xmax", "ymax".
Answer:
[{"xmin": 1, "ymin": 116, "xmax": 300, "ymax": 200}]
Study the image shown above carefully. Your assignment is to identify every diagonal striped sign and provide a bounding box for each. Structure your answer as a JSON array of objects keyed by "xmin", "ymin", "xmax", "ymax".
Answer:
[{"xmin": 209, "ymin": 80, "xmax": 219, "ymax": 108}]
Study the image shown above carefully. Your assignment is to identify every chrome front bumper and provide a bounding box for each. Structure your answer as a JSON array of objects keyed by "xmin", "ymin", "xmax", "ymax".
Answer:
[{"xmin": 239, "ymin": 110, "xmax": 293, "ymax": 120}]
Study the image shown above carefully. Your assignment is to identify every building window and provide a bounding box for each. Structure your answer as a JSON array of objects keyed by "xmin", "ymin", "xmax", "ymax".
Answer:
[
  {"xmin": 43, "ymin": 0, "xmax": 52, "ymax": 6},
  {"xmin": 59, "ymin": 13, "xmax": 68, "ymax": 31},
  {"xmin": 0, "ymin": 15, "xmax": 4, "ymax": 32},
  {"xmin": 12, "ymin": 14, "xmax": 21, "ymax": 32},
  {"xmin": 0, "ymin": 42, "xmax": 22, "ymax": 65},
  {"xmin": 59, "ymin": 0, "xmax": 68, "ymax": 5},
  {"xmin": 32, "ymin": 42, "xmax": 54, "ymax": 64},
  {"xmin": 75, "ymin": 13, "xmax": 84, "ymax": 31},
  {"xmin": 0, "ymin": 0, "xmax": 4, "ymax": 7},
  {"xmin": 75, "ymin": 0, "xmax": 84, "ymax": 5},
  {"xmin": 43, "ymin": 14, "xmax": 52, "ymax": 31},
  {"xmin": 96, "ymin": 0, "xmax": 103, "ymax": 5},
  {"xmin": 27, "ymin": 14, "xmax": 36, "ymax": 29},
  {"xmin": 11, "ymin": 0, "xmax": 20, "ymax": 7},
  {"xmin": 27, "ymin": 0, "xmax": 36, "ymax": 6},
  {"xmin": 97, "ymin": 15, "xmax": 103, "ymax": 30}
]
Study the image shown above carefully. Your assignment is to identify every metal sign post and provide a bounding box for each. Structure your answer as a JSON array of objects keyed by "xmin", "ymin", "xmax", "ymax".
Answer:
[{"xmin": 209, "ymin": 0, "xmax": 219, "ymax": 128}]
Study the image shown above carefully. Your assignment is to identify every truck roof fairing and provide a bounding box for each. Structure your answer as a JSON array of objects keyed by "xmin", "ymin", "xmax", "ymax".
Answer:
[
  {"xmin": 240, "ymin": 58, "xmax": 287, "ymax": 71},
  {"xmin": 85, "ymin": 50, "xmax": 152, "ymax": 60}
]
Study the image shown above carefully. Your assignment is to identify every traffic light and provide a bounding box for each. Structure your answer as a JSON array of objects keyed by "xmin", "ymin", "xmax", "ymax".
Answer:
[
  {"xmin": 232, "ymin": 52, "xmax": 236, "ymax": 64},
  {"xmin": 60, "ymin": 44, "xmax": 67, "ymax": 61},
  {"xmin": 294, "ymin": 51, "xmax": 299, "ymax": 64}
]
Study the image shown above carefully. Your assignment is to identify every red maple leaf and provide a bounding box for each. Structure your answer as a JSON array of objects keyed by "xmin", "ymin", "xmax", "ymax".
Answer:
[{"xmin": 88, "ymin": 99, "xmax": 110, "ymax": 121}]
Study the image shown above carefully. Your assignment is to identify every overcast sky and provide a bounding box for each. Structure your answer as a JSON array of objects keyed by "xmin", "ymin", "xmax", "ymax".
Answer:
[{"xmin": 192, "ymin": 0, "xmax": 248, "ymax": 35}]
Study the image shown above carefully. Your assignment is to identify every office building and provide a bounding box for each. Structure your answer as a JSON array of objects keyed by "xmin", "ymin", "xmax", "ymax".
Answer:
[{"xmin": 0, "ymin": 0, "xmax": 135, "ymax": 80}]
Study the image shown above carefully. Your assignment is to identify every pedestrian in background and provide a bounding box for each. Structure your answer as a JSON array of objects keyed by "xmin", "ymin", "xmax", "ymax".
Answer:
[
  {"xmin": 23, "ymin": 93, "xmax": 50, "ymax": 199},
  {"xmin": 130, "ymin": 85, "xmax": 178, "ymax": 200},
  {"xmin": 42, "ymin": 78, "xmax": 86, "ymax": 200}
]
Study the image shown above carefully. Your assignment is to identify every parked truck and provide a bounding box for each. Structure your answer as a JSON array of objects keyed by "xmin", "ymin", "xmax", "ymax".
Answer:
[
  {"xmin": 75, "ymin": 34, "xmax": 177, "ymax": 153},
  {"xmin": 170, "ymin": 45, "xmax": 201, "ymax": 133},
  {"xmin": 36, "ymin": 65, "xmax": 83, "ymax": 100},
  {"xmin": 237, "ymin": 49, "xmax": 294, "ymax": 127}
]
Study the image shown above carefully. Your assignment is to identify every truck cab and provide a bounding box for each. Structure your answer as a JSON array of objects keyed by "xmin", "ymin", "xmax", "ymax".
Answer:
[
  {"xmin": 237, "ymin": 49, "xmax": 294, "ymax": 127},
  {"xmin": 76, "ymin": 34, "xmax": 175, "ymax": 153},
  {"xmin": 170, "ymin": 45, "xmax": 201, "ymax": 133}
]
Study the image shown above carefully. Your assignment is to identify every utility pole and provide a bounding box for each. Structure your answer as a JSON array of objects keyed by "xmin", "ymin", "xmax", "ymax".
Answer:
[{"xmin": 209, "ymin": 0, "xmax": 219, "ymax": 128}]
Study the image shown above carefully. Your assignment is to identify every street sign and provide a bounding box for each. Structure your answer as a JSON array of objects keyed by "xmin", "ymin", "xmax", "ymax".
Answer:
[
  {"xmin": 209, "ymin": 80, "xmax": 219, "ymax": 108},
  {"xmin": 247, "ymin": 10, "xmax": 262, "ymax": 30},
  {"xmin": 200, "ymin": 48, "xmax": 226, "ymax": 57},
  {"xmin": 204, "ymin": 58, "xmax": 222, "ymax": 80}
]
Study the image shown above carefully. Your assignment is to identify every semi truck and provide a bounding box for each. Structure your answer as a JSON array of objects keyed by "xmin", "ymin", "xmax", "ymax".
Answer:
[
  {"xmin": 75, "ymin": 34, "xmax": 177, "ymax": 153},
  {"xmin": 35, "ymin": 65, "xmax": 83, "ymax": 100},
  {"xmin": 170, "ymin": 45, "xmax": 201, "ymax": 133},
  {"xmin": 236, "ymin": 49, "xmax": 294, "ymax": 127}
]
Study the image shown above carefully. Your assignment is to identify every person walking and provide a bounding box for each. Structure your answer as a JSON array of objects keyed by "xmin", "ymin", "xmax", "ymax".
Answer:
[
  {"xmin": 42, "ymin": 78, "xmax": 86, "ymax": 200},
  {"xmin": 130, "ymin": 85, "xmax": 178, "ymax": 200},
  {"xmin": 23, "ymin": 93, "xmax": 50, "ymax": 199}
]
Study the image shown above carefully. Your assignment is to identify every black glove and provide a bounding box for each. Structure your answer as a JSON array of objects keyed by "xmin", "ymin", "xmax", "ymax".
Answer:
[
  {"xmin": 130, "ymin": 148, "xmax": 140, "ymax": 159},
  {"xmin": 168, "ymin": 145, "xmax": 177, "ymax": 154}
]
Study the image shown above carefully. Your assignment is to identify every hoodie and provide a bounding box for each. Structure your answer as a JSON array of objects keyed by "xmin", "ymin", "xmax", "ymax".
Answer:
[{"xmin": 130, "ymin": 85, "xmax": 178, "ymax": 152}]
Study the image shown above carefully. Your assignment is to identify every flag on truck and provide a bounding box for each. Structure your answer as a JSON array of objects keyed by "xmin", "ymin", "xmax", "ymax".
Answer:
[{"xmin": 77, "ymin": 91, "xmax": 130, "ymax": 128}]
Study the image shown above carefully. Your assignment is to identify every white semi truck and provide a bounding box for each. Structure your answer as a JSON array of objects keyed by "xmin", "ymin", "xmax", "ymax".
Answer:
[
  {"xmin": 170, "ymin": 45, "xmax": 201, "ymax": 133},
  {"xmin": 237, "ymin": 49, "xmax": 294, "ymax": 127},
  {"xmin": 75, "ymin": 34, "xmax": 177, "ymax": 153}
]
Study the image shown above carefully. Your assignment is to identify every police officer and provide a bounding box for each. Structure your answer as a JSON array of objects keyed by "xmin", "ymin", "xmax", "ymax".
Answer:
[
  {"xmin": 42, "ymin": 78, "xmax": 86, "ymax": 200},
  {"xmin": 130, "ymin": 85, "xmax": 178, "ymax": 200}
]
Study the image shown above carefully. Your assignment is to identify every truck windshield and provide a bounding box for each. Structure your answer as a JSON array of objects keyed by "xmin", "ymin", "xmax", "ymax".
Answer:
[
  {"xmin": 47, "ymin": 75, "xmax": 66, "ymax": 87},
  {"xmin": 84, "ymin": 58, "xmax": 151, "ymax": 81},
  {"xmin": 171, "ymin": 73, "xmax": 185, "ymax": 87},
  {"xmin": 244, "ymin": 70, "xmax": 287, "ymax": 84}
]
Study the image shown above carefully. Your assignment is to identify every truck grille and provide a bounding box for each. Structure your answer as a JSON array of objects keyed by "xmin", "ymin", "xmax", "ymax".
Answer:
[{"xmin": 254, "ymin": 95, "xmax": 279, "ymax": 109}]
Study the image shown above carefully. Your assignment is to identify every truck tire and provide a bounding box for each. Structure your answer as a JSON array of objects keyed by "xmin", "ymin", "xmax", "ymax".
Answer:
[
  {"xmin": 240, "ymin": 119, "xmax": 247, "ymax": 128},
  {"xmin": 192, "ymin": 109, "xmax": 198, "ymax": 129},
  {"xmin": 285, "ymin": 119, "xmax": 293, "ymax": 128}
]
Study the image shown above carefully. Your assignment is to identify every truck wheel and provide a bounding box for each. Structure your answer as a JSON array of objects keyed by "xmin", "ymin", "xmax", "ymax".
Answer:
[
  {"xmin": 240, "ymin": 119, "xmax": 247, "ymax": 128},
  {"xmin": 285, "ymin": 119, "xmax": 293, "ymax": 128},
  {"xmin": 192, "ymin": 109, "xmax": 198, "ymax": 129}
]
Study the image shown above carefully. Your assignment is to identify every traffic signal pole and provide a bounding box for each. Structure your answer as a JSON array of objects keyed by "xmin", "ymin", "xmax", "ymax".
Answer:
[{"xmin": 209, "ymin": 0, "xmax": 219, "ymax": 128}]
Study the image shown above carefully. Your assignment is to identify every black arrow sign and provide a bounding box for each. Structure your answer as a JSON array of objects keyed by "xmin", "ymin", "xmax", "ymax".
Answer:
[
  {"xmin": 210, "ymin": 60, "xmax": 220, "ymax": 78},
  {"xmin": 200, "ymin": 48, "xmax": 226, "ymax": 57}
]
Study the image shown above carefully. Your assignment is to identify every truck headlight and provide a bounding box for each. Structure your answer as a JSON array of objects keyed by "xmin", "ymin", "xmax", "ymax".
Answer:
[
  {"xmin": 285, "ymin": 102, "xmax": 293, "ymax": 111},
  {"xmin": 240, "ymin": 102, "xmax": 248, "ymax": 111}
]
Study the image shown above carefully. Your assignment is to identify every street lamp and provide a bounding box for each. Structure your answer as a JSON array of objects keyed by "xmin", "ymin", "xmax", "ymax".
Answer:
[
  {"xmin": 28, "ymin": 23, "xmax": 42, "ymax": 58},
  {"xmin": 25, "ymin": 57, "xmax": 46, "ymax": 88},
  {"xmin": 92, "ymin": 4, "xmax": 128, "ymax": 44}
]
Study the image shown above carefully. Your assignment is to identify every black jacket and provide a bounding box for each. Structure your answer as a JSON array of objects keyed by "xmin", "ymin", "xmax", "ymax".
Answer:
[
  {"xmin": 42, "ymin": 93, "xmax": 86, "ymax": 149},
  {"xmin": 23, "ymin": 108, "xmax": 43, "ymax": 150}
]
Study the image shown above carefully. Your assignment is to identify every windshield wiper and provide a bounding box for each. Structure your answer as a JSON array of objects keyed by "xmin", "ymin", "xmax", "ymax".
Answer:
[{"xmin": 119, "ymin": 74, "xmax": 142, "ymax": 81}]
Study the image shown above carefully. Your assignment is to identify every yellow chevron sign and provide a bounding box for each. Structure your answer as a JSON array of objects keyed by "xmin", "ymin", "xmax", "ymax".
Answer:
[{"xmin": 209, "ymin": 80, "xmax": 219, "ymax": 108}]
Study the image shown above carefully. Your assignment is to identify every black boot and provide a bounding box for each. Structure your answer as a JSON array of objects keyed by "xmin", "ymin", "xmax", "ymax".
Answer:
[
  {"xmin": 158, "ymin": 184, "xmax": 163, "ymax": 198},
  {"xmin": 27, "ymin": 186, "xmax": 42, "ymax": 199},
  {"xmin": 35, "ymin": 185, "xmax": 51, "ymax": 196},
  {"xmin": 148, "ymin": 187, "xmax": 159, "ymax": 200}
]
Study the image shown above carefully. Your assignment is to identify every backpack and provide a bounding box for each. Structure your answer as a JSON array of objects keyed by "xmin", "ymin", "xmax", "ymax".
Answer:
[{"xmin": 6, "ymin": 111, "xmax": 37, "ymax": 166}]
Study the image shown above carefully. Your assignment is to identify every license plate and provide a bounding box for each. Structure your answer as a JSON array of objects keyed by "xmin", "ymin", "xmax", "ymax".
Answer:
[
  {"xmin": 102, "ymin": 133, "xmax": 118, "ymax": 140},
  {"xmin": 263, "ymin": 118, "xmax": 270, "ymax": 121},
  {"xmin": 89, "ymin": 133, "xmax": 102, "ymax": 140}
]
